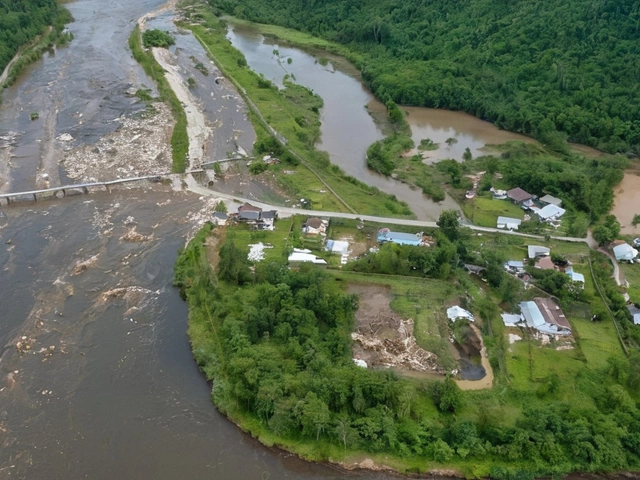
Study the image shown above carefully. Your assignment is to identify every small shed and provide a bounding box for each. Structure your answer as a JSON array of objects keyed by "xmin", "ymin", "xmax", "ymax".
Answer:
[
  {"xmin": 212, "ymin": 212, "xmax": 228, "ymax": 226},
  {"xmin": 627, "ymin": 305, "xmax": 640, "ymax": 325},
  {"xmin": 613, "ymin": 243, "xmax": 638, "ymax": 262},
  {"xmin": 497, "ymin": 216, "xmax": 522, "ymax": 230},
  {"xmin": 540, "ymin": 194, "xmax": 562, "ymax": 207},
  {"xmin": 507, "ymin": 187, "xmax": 533, "ymax": 204},
  {"xmin": 565, "ymin": 267, "xmax": 585, "ymax": 285},
  {"xmin": 505, "ymin": 260, "xmax": 525, "ymax": 273},
  {"xmin": 528, "ymin": 245, "xmax": 550, "ymax": 259}
]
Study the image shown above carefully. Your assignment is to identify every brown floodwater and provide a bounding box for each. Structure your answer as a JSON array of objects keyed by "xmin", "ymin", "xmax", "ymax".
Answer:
[{"xmin": 612, "ymin": 172, "xmax": 640, "ymax": 235}]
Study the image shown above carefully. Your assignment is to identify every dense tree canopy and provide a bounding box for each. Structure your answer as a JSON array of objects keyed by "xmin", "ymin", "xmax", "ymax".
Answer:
[
  {"xmin": 211, "ymin": 0, "xmax": 640, "ymax": 154},
  {"xmin": 0, "ymin": 0, "xmax": 68, "ymax": 75}
]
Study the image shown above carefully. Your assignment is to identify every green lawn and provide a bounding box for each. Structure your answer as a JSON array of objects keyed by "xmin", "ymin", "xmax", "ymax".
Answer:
[
  {"xmin": 621, "ymin": 263, "xmax": 640, "ymax": 303},
  {"xmin": 227, "ymin": 217, "xmax": 294, "ymax": 263},
  {"xmin": 461, "ymin": 195, "xmax": 524, "ymax": 228}
]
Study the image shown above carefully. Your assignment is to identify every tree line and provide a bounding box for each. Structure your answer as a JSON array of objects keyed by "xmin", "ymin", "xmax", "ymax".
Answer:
[
  {"xmin": 210, "ymin": 0, "xmax": 640, "ymax": 154},
  {"xmin": 176, "ymin": 224, "xmax": 640, "ymax": 477},
  {"xmin": 0, "ymin": 0, "xmax": 71, "ymax": 77}
]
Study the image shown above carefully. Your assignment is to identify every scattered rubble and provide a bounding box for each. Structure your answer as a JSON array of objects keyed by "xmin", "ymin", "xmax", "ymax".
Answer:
[
  {"xmin": 350, "ymin": 285, "xmax": 443, "ymax": 374},
  {"xmin": 72, "ymin": 255, "xmax": 99, "ymax": 275},
  {"xmin": 61, "ymin": 103, "xmax": 174, "ymax": 182},
  {"xmin": 120, "ymin": 226, "xmax": 152, "ymax": 243}
]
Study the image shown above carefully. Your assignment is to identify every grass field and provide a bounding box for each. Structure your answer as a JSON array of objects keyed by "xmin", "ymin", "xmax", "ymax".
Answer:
[
  {"xmin": 460, "ymin": 195, "xmax": 524, "ymax": 228},
  {"xmin": 621, "ymin": 262, "xmax": 640, "ymax": 303}
]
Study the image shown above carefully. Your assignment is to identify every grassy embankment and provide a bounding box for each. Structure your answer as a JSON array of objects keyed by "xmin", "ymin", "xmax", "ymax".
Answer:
[
  {"xmin": 178, "ymin": 4, "xmax": 413, "ymax": 217},
  {"xmin": 128, "ymin": 26, "xmax": 188, "ymax": 173},
  {"xmin": 0, "ymin": 10, "xmax": 74, "ymax": 93},
  {"xmin": 177, "ymin": 215, "xmax": 640, "ymax": 477}
]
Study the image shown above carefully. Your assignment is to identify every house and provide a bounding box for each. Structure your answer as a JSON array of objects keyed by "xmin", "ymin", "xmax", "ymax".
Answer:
[
  {"xmin": 507, "ymin": 187, "xmax": 533, "ymax": 204},
  {"xmin": 536, "ymin": 204, "xmax": 566, "ymax": 222},
  {"xmin": 528, "ymin": 245, "xmax": 550, "ymax": 259},
  {"xmin": 535, "ymin": 297, "xmax": 572, "ymax": 332},
  {"xmin": 540, "ymin": 194, "xmax": 562, "ymax": 207},
  {"xmin": 497, "ymin": 216, "xmax": 522, "ymax": 230},
  {"xmin": 447, "ymin": 306, "xmax": 475, "ymax": 322},
  {"xmin": 260, "ymin": 210, "xmax": 277, "ymax": 229},
  {"xmin": 288, "ymin": 248, "xmax": 327, "ymax": 265},
  {"xmin": 505, "ymin": 260, "xmax": 525, "ymax": 273},
  {"xmin": 613, "ymin": 243, "xmax": 639, "ymax": 262},
  {"xmin": 212, "ymin": 212, "xmax": 228, "ymax": 226},
  {"xmin": 303, "ymin": 217, "xmax": 328, "ymax": 235},
  {"xmin": 377, "ymin": 229, "xmax": 422, "ymax": 246},
  {"xmin": 518, "ymin": 298, "xmax": 571, "ymax": 335},
  {"xmin": 238, "ymin": 210, "xmax": 261, "ymax": 222},
  {"xmin": 535, "ymin": 256, "xmax": 555, "ymax": 270},
  {"xmin": 627, "ymin": 305, "xmax": 640, "ymax": 325},
  {"xmin": 565, "ymin": 267, "xmax": 585, "ymax": 286},
  {"xmin": 501, "ymin": 313, "xmax": 522, "ymax": 327}
]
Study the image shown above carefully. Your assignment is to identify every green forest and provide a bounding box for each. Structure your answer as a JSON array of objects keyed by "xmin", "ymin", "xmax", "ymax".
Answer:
[
  {"xmin": 0, "ymin": 0, "xmax": 71, "ymax": 76},
  {"xmin": 210, "ymin": 0, "xmax": 640, "ymax": 154},
  {"xmin": 177, "ymin": 221, "xmax": 640, "ymax": 477}
]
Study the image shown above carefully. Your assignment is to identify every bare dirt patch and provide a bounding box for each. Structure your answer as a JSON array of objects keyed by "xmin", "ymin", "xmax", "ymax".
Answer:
[
  {"xmin": 349, "ymin": 283, "xmax": 443, "ymax": 374},
  {"xmin": 205, "ymin": 227, "xmax": 226, "ymax": 271}
]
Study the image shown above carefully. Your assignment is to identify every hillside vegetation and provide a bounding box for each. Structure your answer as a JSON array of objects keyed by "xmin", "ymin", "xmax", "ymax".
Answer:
[
  {"xmin": 210, "ymin": 0, "xmax": 640, "ymax": 154},
  {"xmin": 0, "ymin": 0, "xmax": 71, "ymax": 76}
]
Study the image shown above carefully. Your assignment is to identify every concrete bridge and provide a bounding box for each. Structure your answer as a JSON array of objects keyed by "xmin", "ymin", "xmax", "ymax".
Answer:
[{"xmin": 0, "ymin": 171, "xmax": 203, "ymax": 205}]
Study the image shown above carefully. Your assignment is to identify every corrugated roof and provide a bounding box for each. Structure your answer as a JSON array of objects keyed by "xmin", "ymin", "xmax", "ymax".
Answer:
[
  {"xmin": 540, "ymin": 194, "xmax": 562, "ymax": 206},
  {"xmin": 519, "ymin": 301, "xmax": 545, "ymax": 327},
  {"xmin": 537, "ymin": 204, "xmax": 566, "ymax": 220},
  {"xmin": 507, "ymin": 187, "xmax": 532, "ymax": 202},
  {"xmin": 613, "ymin": 243, "xmax": 638, "ymax": 261}
]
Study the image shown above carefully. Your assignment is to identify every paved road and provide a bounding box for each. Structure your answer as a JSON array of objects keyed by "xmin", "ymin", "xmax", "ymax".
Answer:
[{"xmin": 187, "ymin": 182, "xmax": 589, "ymax": 244}]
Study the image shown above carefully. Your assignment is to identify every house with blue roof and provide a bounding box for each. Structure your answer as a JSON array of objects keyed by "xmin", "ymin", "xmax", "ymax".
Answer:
[{"xmin": 377, "ymin": 230, "xmax": 422, "ymax": 246}]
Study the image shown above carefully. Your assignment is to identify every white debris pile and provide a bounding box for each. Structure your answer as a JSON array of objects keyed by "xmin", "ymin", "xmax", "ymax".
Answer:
[
  {"xmin": 248, "ymin": 243, "xmax": 273, "ymax": 262},
  {"xmin": 61, "ymin": 103, "xmax": 174, "ymax": 182}
]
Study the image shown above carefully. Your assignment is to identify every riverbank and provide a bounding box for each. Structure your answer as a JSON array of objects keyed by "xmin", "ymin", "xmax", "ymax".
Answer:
[
  {"xmin": 129, "ymin": 24, "xmax": 188, "ymax": 173},
  {"xmin": 0, "ymin": 7, "xmax": 73, "ymax": 95},
  {"xmin": 178, "ymin": 0, "xmax": 415, "ymax": 218},
  {"xmin": 177, "ymin": 216, "xmax": 640, "ymax": 478}
]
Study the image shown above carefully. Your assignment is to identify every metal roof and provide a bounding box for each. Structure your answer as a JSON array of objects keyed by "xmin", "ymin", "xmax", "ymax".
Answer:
[{"xmin": 519, "ymin": 301, "xmax": 545, "ymax": 327}]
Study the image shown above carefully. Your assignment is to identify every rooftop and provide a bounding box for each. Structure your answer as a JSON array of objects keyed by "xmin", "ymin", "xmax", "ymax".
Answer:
[
  {"xmin": 305, "ymin": 217, "xmax": 324, "ymax": 229},
  {"xmin": 507, "ymin": 187, "xmax": 533, "ymax": 202},
  {"xmin": 528, "ymin": 245, "xmax": 550, "ymax": 258},
  {"xmin": 540, "ymin": 194, "xmax": 562, "ymax": 207},
  {"xmin": 534, "ymin": 297, "xmax": 571, "ymax": 330},
  {"xmin": 537, "ymin": 204, "xmax": 566, "ymax": 220}
]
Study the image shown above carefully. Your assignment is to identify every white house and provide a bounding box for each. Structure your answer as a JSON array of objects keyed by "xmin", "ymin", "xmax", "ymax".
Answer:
[
  {"xmin": 528, "ymin": 245, "xmax": 550, "ymax": 259},
  {"xmin": 497, "ymin": 216, "xmax": 522, "ymax": 230},
  {"xmin": 303, "ymin": 217, "xmax": 328, "ymax": 235},
  {"xmin": 613, "ymin": 243, "xmax": 638, "ymax": 262},
  {"xmin": 505, "ymin": 260, "xmax": 525, "ymax": 273},
  {"xmin": 565, "ymin": 267, "xmax": 585, "ymax": 286},
  {"xmin": 537, "ymin": 204, "xmax": 566, "ymax": 222}
]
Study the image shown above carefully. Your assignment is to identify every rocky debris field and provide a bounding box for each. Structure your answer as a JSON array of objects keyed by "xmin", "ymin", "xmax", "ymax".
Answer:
[
  {"xmin": 349, "ymin": 284, "xmax": 444, "ymax": 374},
  {"xmin": 60, "ymin": 103, "xmax": 174, "ymax": 182}
]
